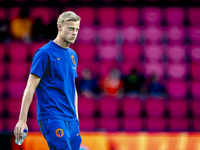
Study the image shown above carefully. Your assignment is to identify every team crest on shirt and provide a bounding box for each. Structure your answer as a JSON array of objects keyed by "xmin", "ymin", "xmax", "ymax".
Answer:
[
  {"xmin": 56, "ymin": 128, "xmax": 64, "ymax": 137},
  {"xmin": 71, "ymin": 55, "xmax": 76, "ymax": 65}
]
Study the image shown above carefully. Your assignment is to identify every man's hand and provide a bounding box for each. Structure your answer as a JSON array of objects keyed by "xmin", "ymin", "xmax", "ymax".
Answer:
[{"xmin": 14, "ymin": 120, "xmax": 28, "ymax": 141}]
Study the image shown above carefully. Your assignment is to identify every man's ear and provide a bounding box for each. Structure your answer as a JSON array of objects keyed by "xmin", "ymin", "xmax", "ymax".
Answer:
[{"xmin": 58, "ymin": 24, "xmax": 62, "ymax": 32}]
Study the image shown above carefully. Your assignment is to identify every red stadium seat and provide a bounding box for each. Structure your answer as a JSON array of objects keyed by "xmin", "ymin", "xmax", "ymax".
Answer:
[
  {"xmin": 190, "ymin": 26, "xmax": 200, "ymax": 45},
  {"xmin": 0, "ymin": 119, "xmax": 3, "ymax": 132},
  {"xmin": 121, "ymin": 26, "xmax": 140, "ymax": 44},
  {"xmin": 27, "ymin": 118, "xmax": 40, "ymax": 131},
  {"xmin": 166, "ymin": 7, "xmax": 184, "ymax": 26},
  {"xmin": 79, "ymin": 118, "xmax": 95, "ymax": 131},
  {"xmin": 147, "ymin": 118, "xmax": 165, "ymax": 131},
  {"xmin": 30, "ymin": 7, "xmax": 50, "ymax": 25},
  {"xmin": 145, "ymin": 25, "xmax": 163, "ymax": 44},
  {"xmin": 100, "ymin": 96, "xmax": 118, "ymax": 118},
  {"xmin": 76, "ymin": 7, "xmax": 94, "ymax": 25},
  {"xmin": 167, "ymin": 26, "xmax": 185, "ymax": 44},
  {"xmin": 0, "ymin": 100, "xmax": 3, "ymax": 118},
  {"xmin": 0, "ymin": 44, "xmax": 5, "ymax": 62},
  {"xmin": 9, "ymin": 42, "xmax": 27, "ymax": 63},
  {"xmin": 167, "ymin": 81, "xmax": 187, "ymax": 100},
  {"xmin": 5, "ymin": 81, "xmax": 26, "ymax": 100},
  {"xmin": 192, "ymin": 100, "xmax": 200, "ymax": 118},
  {"xmin": 146, "ymin": 98, "xmax": 165, "ymax": 118},
  {"xmin": 167, "ymin": 45, "xmax": 186, "ymax": 63},
  {"xmin": 10, "ymin": 7, "xmax": 21, "ymax": 21},
  {"xmin": 144, "ymin": 44, "xmax": 163, "ymax": 63},
  {"xmin": 190, "ymin": 45, "xmax": 200, "ymax": 64},
  {"xmin": 143, "ymin": 7, "xmax": 162, "ymax": 25},
  {"xmin": 98, "ymin": 44, "xmax": 118, "ymax": 62},
  {"xmin": 0, "ymin": 8, "xmax": 5, "ymax": 20},
  {"xmin": 189, "ymin": 8, "xmax": 200, "ymax": 26},
  {"xmin": 100, "ymin": 118, "xmax": 119, "ymax": 131},
  {"xmin": 122, "ymin": 97, "xmax": 141, "ymax": 118},
  {"xmin": 4, "ymin": 118, "xmax": 18, "ymax": 131},
  {"xmin": 29, "ymin": 41, "xmax": 47, "ymax": 57},
  {"xmin": 98, "ymin": 7, "xmax": 117, "ymax": 26},
  {"xmin": 191, "ymin": 64, "xmax": 200, "ymax": 81},
  {"xmin": 77, "ymin": 43, "xmax": 96, "ymax": 62},
  {"xmin": 98, "ymin": 26, "xmax": 117, "ymax": 43},
  {"xmin": 78, "ymin": 97, "xmax": 95, "ymax": 119},
  {"xmin": 6, "ymin": 99, "xmax": 22, "ymax": 118},
  {"xmin": 169, "ymin": 100, "xmax": 188, "ymax": 118},
  {"xmin": 191, "ymin": 82, "xmax": 200, "ymax": 100},
  {"xmin": 167, "ymin": 63, "xmax": 187, "ymax": 81},
  {"xmin": 0, "ymin": 63, "xmax": 4, "ymax": 80},
  {"xmin": 77, "ymin": 25, "xmax": 95, "ymax": 44},
  {"xmin": 169, "ymin": 118, "xmax": 188, "ymax": 131},
  {"xmin": 122, "ymin": 44, "xmax": 140, "ymax": 63},
  {"xmin": 120, "ymin": 7, "xmax": 139, "ymax": 26},
  {"xmin": 123, "ymin": 118, "xmax": 142, "ymax": 131},
  {"xmin": 193, "ymin": 119, "xmax": 200, "ymax": 131}
]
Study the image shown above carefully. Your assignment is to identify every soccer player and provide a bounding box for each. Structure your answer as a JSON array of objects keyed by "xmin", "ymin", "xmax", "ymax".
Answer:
[{"xmin": 14, "ymin": 11, "xmax": 82, "ymax": 150}]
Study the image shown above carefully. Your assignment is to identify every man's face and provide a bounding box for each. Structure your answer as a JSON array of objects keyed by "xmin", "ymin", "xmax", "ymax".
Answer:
[{"xmin": 59, "ymin": 20, "xmax": 80, "ymax": 44}]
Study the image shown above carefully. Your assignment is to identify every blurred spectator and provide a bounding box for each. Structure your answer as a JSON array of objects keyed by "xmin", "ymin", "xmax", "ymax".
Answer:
[
  {"xmin": 0, "ymin": 19, "xmax": 10, "ymax": 42},
  {"xmin": 100, "ymin": 68, "xmax": 124, "ymax": 97},
  {"xmin": 147, "ymin": 74, "xmax": 166, "ymax": 98},
  {"xmin": 10, "ymin": 8, "xmax": 32, "ymax": 43},
  {"xmin": 78, "ymin": 68, "xmax": 100, "ymax": 98},
  {"xmin": 32, "ymin": 18, "xmax": 46, "ymax": 41},
  {"xmin": 123, "ymin": 68, "xmax": 145, "ymax": 95}
]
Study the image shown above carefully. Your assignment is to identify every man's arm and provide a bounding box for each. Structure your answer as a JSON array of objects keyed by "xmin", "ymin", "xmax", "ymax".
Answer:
[
  {"xmin": 74, "ymin": 80, "xmax": 79, "ymax": 121},
  {"xmin": 14, "ymin": 74, "xmax": 41, "ymax": 140}
]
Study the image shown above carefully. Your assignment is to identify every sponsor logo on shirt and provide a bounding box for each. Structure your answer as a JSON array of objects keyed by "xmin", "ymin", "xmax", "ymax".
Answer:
[
  {"xmin": 57, "ymin": 58, "xmax": 62, "ymax": 60},
  {"xmin": 71, "ymin": 55, "xmax": 75, "ymax": 65},
  {"xmin": 56, "ymin": 128, "xmax": 64, "ymax": 137}
]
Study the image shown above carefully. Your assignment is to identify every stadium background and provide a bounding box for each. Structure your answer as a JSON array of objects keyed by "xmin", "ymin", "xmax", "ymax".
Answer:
[{"xmin": 0, "ymin": 0, "xmax": 200, "ymax": 149}]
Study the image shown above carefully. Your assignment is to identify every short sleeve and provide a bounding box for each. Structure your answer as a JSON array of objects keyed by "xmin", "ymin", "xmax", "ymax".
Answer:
[{"xmin": 30, "ymin": 50, "xmax": 49, "ymax": 78}]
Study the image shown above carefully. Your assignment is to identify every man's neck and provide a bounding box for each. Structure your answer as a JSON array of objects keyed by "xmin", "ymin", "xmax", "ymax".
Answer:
[{"xmin": 53, "ymin": 37, "xmax": 70, "ymax": 49}]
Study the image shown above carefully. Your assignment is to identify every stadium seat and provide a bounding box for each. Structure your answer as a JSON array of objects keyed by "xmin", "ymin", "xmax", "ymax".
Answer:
[
  {"xmin": 169, "ymin": 118, "xmax": 188, "ymax": 131},
  {"xmin": 76, "ymin": 7, "xmax": 95, "ymax": 25},
  {"xmin": 190, "ymin": 26, "xmax": 200, "ymax": 45},
  {"xmin": 169, "ymin": 100, "xmax": 188, "ymax": 118},
  {"xmin": 100, "ymin": 96, "xmax": 118, "ymax": 118},
  {"xmin": 0, "ymin": 8, "xmax": 5, "ymax": 20},
  {"xmin": 0, "ymin": 44, "xmax": 5, "ymax": 62},
  {"xmin": 78, "ymin": 97, "xmax": 95, "ymax": 119},
  {"xmin": 98, "ymin": 7, "xmax": 117, "ymax": 26},
  {"xmin": 9, "ymin": 42, "xmax": 27, "ymax": 63},
  {"xmin": 146, "ymin": 98, "xmax": 165, "ymax": 118},
  {"xmin": 144, "ymin": 44, "xmax": 163, "ymax": 63},
  {"xmin": 98, "ymin": 26, "xmax": 117, "ymax": 44},
  {"xmin": 191, "ymin": 82, "xmax": 200, "ymax": 100},
  {"xmin": 120, "ymin": 7, "xmax": 139, "ymax": 26},
  {"xmin": 167, "ymin": 63, "xmax": 187, "ymax": 81},
  {"xmin": 167, "ymin": 81, "xmax": 187, "ymax": 100},
  {"xmin": 8, "ymin": 62, "xmax": 28, "ymax": 81},
  {"xmin": 147, "ymin": 118, "xmax": 165, "ymax": 131},
  {"xmin": 77, "ymin": 25, "xmax": 95, "ymax": 44},
  {"xmin": 122, "ymin": 97, "xmax": 141, "ymax": 118},
  {"xmin": 0, "ymin": 100, "xmax": 3, "ymax": 118},
  {"xmin": 0, "ymin": 119, "xmax": 3, "ymax": 132},
  {"xmin": 145, "ymin": 25, "xmax": 163, "ymax": 44},
  {"xmin": 98, "ymin": 44, "xmax": 118, "ymax": 62},
  {"xmin": 10, "ymin": 7, "xmax": 21, "ymax": 21},
  {"xmin": 189, "ymin": 8, "xmax": 200, "ymax": 26},
  {"xmin": 0, "ymin": 63, "xmax": 4, "ymax": 80},
  {"xmin": 27, "ymin": 118, "xmax": 40, "ymax": 131},
  {"xmin": 143, "ymin": 7, "xmax": 162, "ymax": 26},
  {"xmin": 122, "ymin": 44, "xmax": 140, "ymax": 63},
  {"xmin": 79, "ymin": 118, "xmax": 95, "ymax": 131},
  {"xmin": 6, "ymin": 99, "xmax": 22, "ymax": 118},
  {"xmin": 167, "ymin": 45, "xmax": 186, "ymax": 63},
  {"xmin": 166, "ymin": 7, "xmax": 184, "ymax": 26},
  {"xmin": 0, "ymin": 82, "xmax": 3, "ymax": 100},
  {"xmin": 190, "ymin": 45, "xmax": 200, "ymax": 64},
  {"xmin": 5, "ymin": 81, "xmax": 26, "ymax": 100},
  {"xmin": 167, "ymin": 26, "xmax": 185, "ymax": 44},
  {"xmin": 29, "ymin": 41, "xmax": 47, "ymax": 58},
  {"xmin": 77, "ymin": 43, "xmax": 96, "ymax": 62},
  {"xmin": 193, "ymin": 119, "xmax": 200, "ymax": 131},
  {"xmin": 123, "ymin": 118, "xmax": 142, "ymax": 131},
  {"xmin": 121, "ymin": 26, "xmax": 140, "ymax": 44},
  {"xmin": 4, "ymin": 118, "xmax": 18, "ymax": 131},
  {"xmin": 119, "ymin": 62, "xmax": 141, "ymax": 76},
  {"xmin": 191, "ymin": 64, "xmax": 200, "ymax": 81},
  {"xmin": 30, "ymin": 7, "xmax": 50, "ymax": 25},
  {"xmin": 100, "ymin": 118, "xmax": 119, "ymax": 131},
  {"xmin": 144, "ymin": 62, "xmax": 165, "ymax": 80},
  {"xmin": 192, "ymin": 100, "xmax": 200, "ymax": 118}
]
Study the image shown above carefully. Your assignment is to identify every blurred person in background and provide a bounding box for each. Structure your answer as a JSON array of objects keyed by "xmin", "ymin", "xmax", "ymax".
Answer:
[
  {"xmin": 14, "ymin": 11, "xmax": 82, "ymax": 150},
  {"xmin": 100, "ymin": 68, "xmax": 124, "ymax": 98},
  {"xmin": 78, "ymin": 68, "xmax": 100, "ymax": 98},
  {"xmin": 10, "ymin": 7, "xmax": 32, "ymax": 43}
]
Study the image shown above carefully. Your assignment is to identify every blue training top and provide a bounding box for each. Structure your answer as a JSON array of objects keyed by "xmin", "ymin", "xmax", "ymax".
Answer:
[{"xmin": 30, "ymin": 41, "xmax": 78, "ymax": 122}]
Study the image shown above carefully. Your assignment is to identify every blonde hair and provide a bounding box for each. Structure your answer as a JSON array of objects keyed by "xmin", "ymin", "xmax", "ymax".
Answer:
[{"xmin": 57, "ymin": 11, "xmax": 81, "ymax": 25}]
